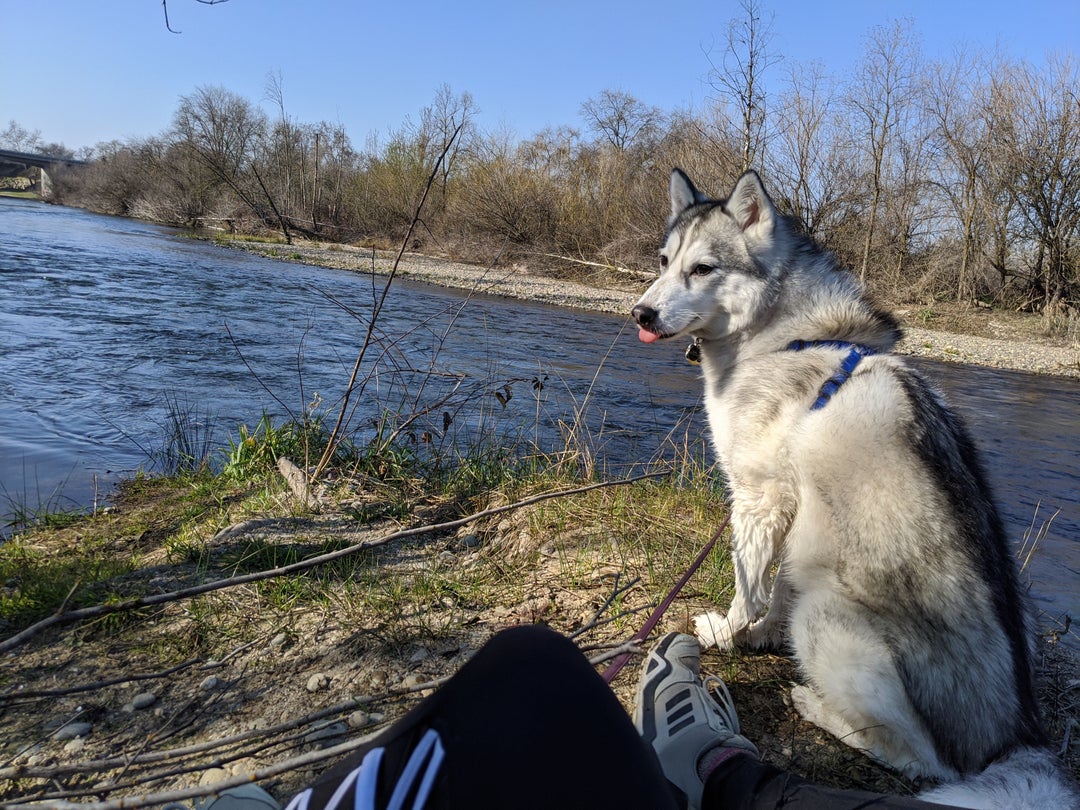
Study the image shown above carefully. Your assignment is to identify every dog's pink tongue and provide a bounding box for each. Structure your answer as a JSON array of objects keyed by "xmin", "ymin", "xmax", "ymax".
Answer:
[{"xmin": 638, "ymin": 328, "xmax": 660, "ymax": 344}]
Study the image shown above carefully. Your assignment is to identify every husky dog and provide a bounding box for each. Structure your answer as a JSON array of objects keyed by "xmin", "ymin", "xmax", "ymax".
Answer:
[{"xmin": 633, "ymin": 169, "xmax": 1079, "ymax": 807}]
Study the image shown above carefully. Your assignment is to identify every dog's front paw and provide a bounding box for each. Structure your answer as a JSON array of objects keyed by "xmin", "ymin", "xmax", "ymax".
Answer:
[{"xmin": 693, "ymin": 611, "xmax": 737, "ymax": 649}]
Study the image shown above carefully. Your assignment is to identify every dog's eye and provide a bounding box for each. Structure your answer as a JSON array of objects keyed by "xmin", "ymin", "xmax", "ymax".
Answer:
[
  {"xmin": 659, "ymin": 255, "xmax": 668, "ymax": 268},
  {"xmin": 691, "ymin": 264, "xmax": 714, "ymax": 276}
]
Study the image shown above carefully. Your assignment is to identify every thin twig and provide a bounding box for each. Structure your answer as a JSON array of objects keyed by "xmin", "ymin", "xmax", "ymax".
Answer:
[
  {"xmin": 568, "ymin": 573, "xmax": 642, "ymax": 640},
  {"xmin": 0, "ymin": 658, "xmax": 199, "ymax": 702},
  {"xmin": 311, "ymin": 121, "xmax": 465, "ymax": 482}
]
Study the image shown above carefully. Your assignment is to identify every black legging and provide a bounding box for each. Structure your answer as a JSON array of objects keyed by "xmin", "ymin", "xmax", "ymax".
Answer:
[{"xmin": 289, "ymin": 625, "xmax": 959, "ymax": 810}]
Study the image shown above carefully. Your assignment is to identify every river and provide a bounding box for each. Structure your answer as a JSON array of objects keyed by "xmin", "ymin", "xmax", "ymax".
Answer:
[{"xmin": 1, "ymin": 198, "xmax": 1077, "ymax": 646}]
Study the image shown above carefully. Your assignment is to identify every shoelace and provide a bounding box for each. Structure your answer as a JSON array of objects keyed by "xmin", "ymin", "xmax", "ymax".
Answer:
[{"xmin": 703, "ymin": 674, "xmax": 742, "ymax": 736}]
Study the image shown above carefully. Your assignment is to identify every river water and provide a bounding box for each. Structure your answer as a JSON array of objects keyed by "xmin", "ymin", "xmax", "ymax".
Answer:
[{"xmin": 2, "ymin": 198, "xmax": 1077, "ymax": 644}]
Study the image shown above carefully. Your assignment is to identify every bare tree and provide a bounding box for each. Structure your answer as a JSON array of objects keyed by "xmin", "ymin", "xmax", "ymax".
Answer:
[
  {"xmin": 846, "ymin": 18, "xmax": 922, "ymax": 282},
  {"xmin": 706, "ymin": 0, "xmax": 780, "ymax": 171},
  {"xmin": 928, "ymin": 50, "xmax": 998, "ymax": 300},
  {"xmin": 1, "ymin": 120, "xmax": 43, "ymax": 152},
  {"xmin": 579, "ymin": 89, "xmax": 665, "ymax": 153},
  {"xmin": 991, "ymin": 56, "xmax": 1080, "ymax": 315},
  {"xmin": 171, "ymin": 85, "xmax": 287, "ymax": 238},
  {"xmin": 768, "ymin": 62, "xmax": 844, "ymax": 236},
  {"xmin": 419, "ymin": 84, "xmax": 477, "ymax": 195}
]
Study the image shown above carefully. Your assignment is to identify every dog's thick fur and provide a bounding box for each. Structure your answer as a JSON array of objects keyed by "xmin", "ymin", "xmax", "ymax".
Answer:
[{"xmin": 632, "ymin": 169, "xmax": 1079, "ymax": 807}]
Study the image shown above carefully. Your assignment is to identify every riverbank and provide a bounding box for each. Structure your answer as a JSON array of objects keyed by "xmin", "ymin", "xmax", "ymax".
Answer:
[{"xmin": 223, "ymin": 237, "xmax": 1080, "ymax": 379}]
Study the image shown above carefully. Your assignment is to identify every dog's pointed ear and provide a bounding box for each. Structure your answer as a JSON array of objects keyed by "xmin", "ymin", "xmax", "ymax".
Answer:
[
  {"xmin": 670, "ymin": 168, "xmax": 707, "ymax": 222},
  {"xmin": 727, "ymin": 170, "xmax": 777, "ymax": 245}
]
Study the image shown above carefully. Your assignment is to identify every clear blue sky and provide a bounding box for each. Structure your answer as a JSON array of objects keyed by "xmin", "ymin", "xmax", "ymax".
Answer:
[{"xmin": 3, "ymin": 0, "xmax": 1078, "ymax": 152}]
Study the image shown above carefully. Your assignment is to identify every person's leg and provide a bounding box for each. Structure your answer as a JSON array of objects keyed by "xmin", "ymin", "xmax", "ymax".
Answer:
[
  {"xmin": 702, "ymin": 753, "xmax": 965, "ymax": 809},
  {"xmin": 635, "ymin": 632, "xmax": 970, "ymax": 810},
  {"xmin": 291, "ymin": 624, "xmax": 679, "ymax": 810}
]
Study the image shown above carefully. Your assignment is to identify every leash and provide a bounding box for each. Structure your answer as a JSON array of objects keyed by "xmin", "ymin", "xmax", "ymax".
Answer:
[{"xmin": 601, "ymin": 514, "xmax": 732, "ymax": 684}]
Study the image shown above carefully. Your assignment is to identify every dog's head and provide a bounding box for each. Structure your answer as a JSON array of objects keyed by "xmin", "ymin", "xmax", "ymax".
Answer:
[{"xmin": 633, "ymin": 169, "xmax": 786, "ymax": 344}]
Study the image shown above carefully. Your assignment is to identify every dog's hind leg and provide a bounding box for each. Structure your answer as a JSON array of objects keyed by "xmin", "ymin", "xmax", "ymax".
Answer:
[
  {"xmin": 695, "ymin": 490, "xmax": 793, "ymax": 649},
  {"xmin": 789, "ymin": 590, "xmax": 957, "ymax": 782}
]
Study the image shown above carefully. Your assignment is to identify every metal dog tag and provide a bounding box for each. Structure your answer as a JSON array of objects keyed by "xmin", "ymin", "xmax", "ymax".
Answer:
[{"xmin": 685, "ymin": 340, "xmax": 701, "ymax": 364}]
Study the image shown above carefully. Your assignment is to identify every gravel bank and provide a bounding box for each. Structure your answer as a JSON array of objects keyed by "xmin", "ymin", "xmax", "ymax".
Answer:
[{"xmin": 231, "ymin": 240, "xmax": 1080, "ymax": 379}]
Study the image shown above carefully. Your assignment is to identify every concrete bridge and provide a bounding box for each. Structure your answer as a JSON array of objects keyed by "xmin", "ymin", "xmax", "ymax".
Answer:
[{"xmin": 0, "ymin": 148, "xmax": 87, "ymax": 197}]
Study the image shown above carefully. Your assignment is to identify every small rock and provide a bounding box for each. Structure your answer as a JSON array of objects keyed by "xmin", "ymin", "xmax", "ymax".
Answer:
[
  {"xmin": 408, "ymin": 647, "xmax": 430, "ymax": 664},
  {"xmin": 131, "ymin": 692, "xmax": 157, "ymax": 710},
  {"xmin": 369, "ymin": 670, "xmax": 389, "ymax": 689},
  {"xmin": 461, "ymin": 533, "xmax": 480, "ymax": 548},
  {"xmin": 229, "ymin": 757, "xmax": 257, "ymax": 777},
  {"xmin": 402, "ymin": 673, "xmax": 426, "ymax": 689},
  {"xmin": 199, "ymin": 675, "xmax": 220, "ymax": 691},
  {"xmin": 269, "ymin": 632, "xmax": 288, "ymax": 649},
  {"xmin": 26, "ymin": 753, "xmax": 46, "ymax": 767},
  {"xmin": 306, "ymin": 673, "xmax": 330, "ymax": 693},
  {"xmin": 51, "ymin": 722, "xmax": 92, "ymax": 741},
  {"xmin": 347, "ymin": 710, "xmax": 370, "ymax": 729},
  {"xmin": 63, "ymin": 738, "xmax": 85, "ymax": 754},
  {"xmin": 199, "ymin": 767, "xmax": 229, "ymax": 787}
]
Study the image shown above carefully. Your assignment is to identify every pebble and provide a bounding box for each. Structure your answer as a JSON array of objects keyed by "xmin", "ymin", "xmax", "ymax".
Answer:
[
  {"xmin": 199, "ymin": 675, "xmax": 220, "ymax": 691},
  {"xmin": 131, "ymin": 692, "xmax": 157, "ymax": 710},
  {"xmin": 269, "ymin": 632, "xmax": 288, "ymax": 649},
  {"xmin": 306, "ymin": 673, "xmax": 330, "ymax": 693},
  {"xmin": 401, "ymin": 673, "xmax": 426, "ymax": 689},
  {"xmin": 408, "ymin": 647, "xmax": 430, "ymax": 664},
  {"xmin": 63, "ymin": 738, "xmax": 85, "ymax": 754},
  {"xmin": 199, "ymin": 767, "xmax": 230, "ymax": 786},
  {"xmin": 230, "ymin": 757, "xmax": 258, "ymax": 777},
  {"xmin": 347, "ymin": 710, "xmax": 370, "ymax": 729},
  {"xmin": 51, "ymin": 722, "xmax": 92, "ymax": 741}
]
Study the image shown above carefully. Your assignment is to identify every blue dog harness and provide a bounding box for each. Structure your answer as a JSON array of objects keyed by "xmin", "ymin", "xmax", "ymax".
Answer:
[{"xmin": 786, "ymin": 340, "xmax": 877, "ymax": 411}]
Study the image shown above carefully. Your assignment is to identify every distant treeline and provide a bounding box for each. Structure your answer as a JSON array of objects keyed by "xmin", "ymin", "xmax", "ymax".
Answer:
[{"xmin": 32, "ymin": 23, "xmax": 1080, "ymax": 318}]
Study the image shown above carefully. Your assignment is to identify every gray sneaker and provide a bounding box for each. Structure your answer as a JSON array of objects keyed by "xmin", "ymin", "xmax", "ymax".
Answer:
[{"xmin": 633, "ymin": 633, "xmax": 759, "ymax": 809}]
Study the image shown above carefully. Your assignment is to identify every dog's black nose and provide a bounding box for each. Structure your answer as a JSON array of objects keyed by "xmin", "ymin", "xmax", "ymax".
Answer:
[{"xmin": 632, "ymin": 305, "xmax": 657, "ymax": 327}]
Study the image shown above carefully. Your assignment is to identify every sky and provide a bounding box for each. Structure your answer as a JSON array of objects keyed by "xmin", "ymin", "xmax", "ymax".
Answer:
[{"xmin": 3, "ymin": 0, "xmax": 1078, "ymax": 153}]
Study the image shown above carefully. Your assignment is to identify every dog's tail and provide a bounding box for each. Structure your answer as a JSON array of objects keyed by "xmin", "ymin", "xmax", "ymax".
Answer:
[{"xmin": 918, "ymin": 746, "xmax": 1079, "ymax": 809}]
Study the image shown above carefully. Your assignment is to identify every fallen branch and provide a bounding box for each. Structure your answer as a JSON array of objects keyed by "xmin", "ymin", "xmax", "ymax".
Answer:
[
  {"xmin": 527, "ymin": 251, "xmax": 652, "ymax": 280},
  {"xmin": 277, "ymin": 456, "xmax": 312, "ymax": 506},
  {"xmin": 0, "ymin": 472, "xmax": 665, "ymax": 654}
]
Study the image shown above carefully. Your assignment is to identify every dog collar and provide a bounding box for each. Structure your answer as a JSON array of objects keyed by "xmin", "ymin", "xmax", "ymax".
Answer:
[{"xmin": 786, "ymin": 340, "xmax": 877, "ymax": 411}]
